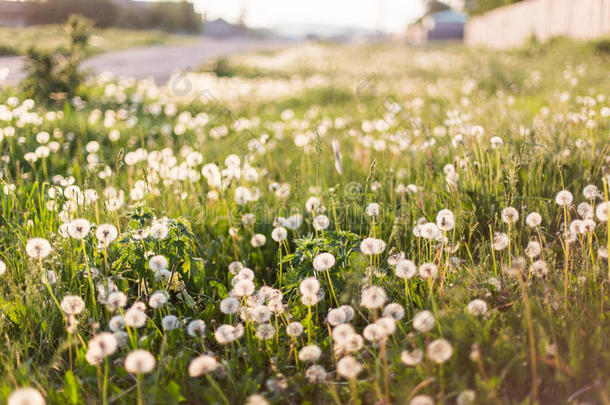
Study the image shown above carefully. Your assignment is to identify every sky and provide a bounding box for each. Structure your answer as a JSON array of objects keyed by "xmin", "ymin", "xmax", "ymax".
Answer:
[{"xmin": 191, "ymin": 0, "xmax": 426, "ymax": 33}]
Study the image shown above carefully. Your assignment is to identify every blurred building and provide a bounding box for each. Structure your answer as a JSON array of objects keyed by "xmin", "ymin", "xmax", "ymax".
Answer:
[
  {"xmin": 0, "ymin": 1, "xmax": 27, "ymax": 27},
  {"xmin": 407, "ymin": 7, "xmax": 466, "ymax": 45},
  {"xmin": 203, "ymin": 18, "xmax": 245, "ymax": 37}
]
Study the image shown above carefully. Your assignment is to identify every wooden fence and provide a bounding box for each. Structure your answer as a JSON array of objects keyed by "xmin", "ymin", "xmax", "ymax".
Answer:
[{"xmin": 465, "ymin": 0, "xmax": 610, "ymax": 48}]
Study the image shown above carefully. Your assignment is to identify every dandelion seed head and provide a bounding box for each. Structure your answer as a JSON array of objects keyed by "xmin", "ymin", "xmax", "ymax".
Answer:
[
  {"xmin": 526, "ymin": 212, "xmax": 542, "ymax": 227},
  {"xmin": 555, "ymin": 190, "xmax": 573, "ymax": 206},
  {"xmin": 188, "ymin": 355, "xmax": 218, "ymax": 377},
  {"xmin": 401, "ymin": 348, "xmax": 423, "ymax": 366},
  {"xmin": 26, "ymin": 238, "xmax": 52, "ymax": 260},
  {"xmin": 466, "ymin": 299, "xmax": 488, "ymax": 316},
  {"xmin": 427, "ymin": 338, "xmax": 453, "ymax": 363},
  {"xmin": 413, "ymin": 310, "xmax": 435, "ymax": 333},
  {"xmin": 60, "ymin": 295, "xmax": 85, "ymax": 316},
  {"xmin": 383, "ymin": 303, "xmax": 405, "ymax": 320},
  {"xmin": 8, "ymin": 387, "xmax": 45, "ymax": 405},
  {"xmin": 313, "ymin": 252, "xmax": 336, "ymax": 272},
  {"xmin": 305, "ymin": 364, "xmax": 327, "ymax": 383},
  {"xmin": 360, "ymin": 286, "xmax": 386, "ymax": 309},
  {"xmin": 68, "ymin": 218, "xmax": 91, "ymax": 239},
  {"xmin": 124, "ymin": 349, "xmax": 156, "ymax": 374},
  {"xmin": 124, "ymin": 308, "xmax": 147, "ymax": 328},
  {"xmin": 336, "ymin": 355, "xmax": 362, "ymax": 379},
  {"xmin": 501, "ymin": 207, "xmax": 519, "ymax": 224},
  {"xmin": 149, "ymin": 290, "xmax": 168, "ymax": 309}
]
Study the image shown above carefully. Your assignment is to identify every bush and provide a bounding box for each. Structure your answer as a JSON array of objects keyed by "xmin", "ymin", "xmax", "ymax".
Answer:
[{"xmin": 22, "ymin": 16, "xmax": 92, "ymax": 103}]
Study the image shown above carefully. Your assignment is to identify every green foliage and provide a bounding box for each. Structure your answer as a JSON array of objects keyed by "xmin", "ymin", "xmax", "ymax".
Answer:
[{"xmin": 22, "ymin": 16, "xmax": 92, "ymax": 103}]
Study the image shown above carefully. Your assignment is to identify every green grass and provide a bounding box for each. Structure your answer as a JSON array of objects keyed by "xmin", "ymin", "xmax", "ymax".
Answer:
[
  {"xmin": 0, "ymin": 24, "xmax": 196, "ymax": 56},
  {"xmin": 0, "ymin": 38, "xmax": 609, "ymax": 404}
]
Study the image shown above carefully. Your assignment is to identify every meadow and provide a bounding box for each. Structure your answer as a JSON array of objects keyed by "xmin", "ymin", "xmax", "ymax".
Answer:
[
  {"xmin": 0, "ymin": 37, "xmax": 609, "ymax": 404},
  {"xmin": 0, "ymin": 24, "xmax": 194, "ymax": 56}
]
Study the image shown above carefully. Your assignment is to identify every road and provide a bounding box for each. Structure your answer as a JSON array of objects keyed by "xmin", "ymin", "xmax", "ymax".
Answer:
[{"xmin": 0, "ymin": 37, "xmax": 288, "ymax": 85}]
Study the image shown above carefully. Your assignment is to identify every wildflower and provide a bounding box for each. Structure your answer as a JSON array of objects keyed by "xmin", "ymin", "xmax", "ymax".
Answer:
[
  {"xmin": 149, "ymin": 290, "xmax": 168, "ymax": 308},
  {"xmin": 577, "ymin": 202, "xmax": 594, "ymax": 219},
  {"xmin": 214, "ymin": 324, "xmax": 244, "ymax": 344},
  {"xmin": 327, "ymin": 308, "xmax": 347, "ymax": 326},
  {"xmin": 530, "ymin": 260, "xmax": 549, "ymax": 278},
  {"xmin": 305, "ymin": 364, "xmax": 327, "ymax": 383},
  {"xmin": 467, "ymin": 299, "xmax": 488, "ymax": 316},
  {"xmin": 525, "ymin": 240, "xmax": 541, "ymax": 258},
  {"xmin": 360, "ymin": 286, "xmax": 386, "ymax": 309},
  {"xmin": 501, "ymin": 207, "xmax": 519, "ymax": 224},
  {"xmin": 336, "ymin": 356, "xmax": 363, "ymax": 379},
  {"xmin": 26, "ymin": 238, "xmax": 52, "ymax": 259},
  {"xmin": 418, "ymin": 263, "xmax": 438, "ymax": 279},
  {"xmin": 410, "ymin": 395, "xmax": 434, "ymax": 405},
  {"xmin": 228, "ymin": 261, "xmax": 244, "ymax": 275},
  {"xmin": 366, "ymin": 203, "xmax": 381, "ymax": 217},
  {"xmin": 256, "ymin": 323, "xmax": 275, "ymax": 340},
  {"xmin": 583, "ymin": 184, "xmax": 599, "ymax": 200},
  {"xmin": 109, "ymin": 315, "xmax": 125, "ymax": 332},
  {"xmin": 313, "ymin": 215, "xmax": 329, "ymax": 231},
  {"xmin": 8, "ymin": 388, "xmax": 45, "ymax": 405},
  {"xmin": 60, "ymin": 295, "xmax": 85, "ymax": 315},
  {"xmin": 299, "ymin": 277, "xmax": 320, "ymax": 296},
  {"xmin": 96, "ymin": 224, "xmax": 118, "ymax": 246},
  {"xmin": 286, "ymin": 322, "xmax": 304, "ymax": 337},
  {"xmin": 220, "ymin": 297, "xmax": 240, "ymax": 314},
  {"xmin": 313, "ymin": 252, "xmax": 336, "ymax": 272},
  {"xmin": 271, "ymin": 227, "xmax": 287, "ymax": 242},
  {"xmin": 360, "ymin": 237, "xmax": 386, "ymax": 255},
  {"xmin": 124, "ymin": 350, "xmax": 156, "ymax": 374},
  {"xmin": 233, "ymin": 280, "xmax": 255, "ymax": 297},
  {"xmin": 413, "ymin": 310, "xmax": 435, "ymax": 333},
  {"xmin": 245, "ymin": 394, "xmax": 269, "ymax": 405},
  {"xmin": 383, "ymin": 303, "xmax": 405, "ymax": 320},
  {"xmin": 68, "ymin": 218, "xmax": 91, "ymax": 239},
  {"xmin": 305, "ymin": 196, "xmax": 321, "ymax": 212},
  {"xmin": 363, "ymin": 324, "xmax": 384, "ymax": 341},
  {"xmin": 427, "ymin": 338, "xmax": 453, "ymax": 363},
  {"xmin": 285, "ymin": 214, "xmax": 303, "ymax": 230},
  {"xmin": 251, "ymin": 305, "xmax": 271, "ymax": 323},
  {"xmin": 150, "ymin": 222, "xmax": 169, "ymax": 239},
  {"xmin": 492, "ymin": 233, "xmax": 509, "ymax": 251},
  {"xmin": 298, "ymin": 345, "xmax": 322, "ymax": 362},
  {"xmin": 187, "ymin": 319, "xmax": 206, "ymax": 337},
  {"xmin": 0, "ymin": 260, "xmax": 5, "ymax": 275},
  {"xmin": 162, "ymin": 315, "xmax": 180, "ymax": 331},
  {"xmin": 490, "ymin": 136, "xmax": 503, "ymax": 148},
  {"xmin": 387, "ymin": 251, "xmax": 405, "ymax": 266},
  {"xmin": 188, "ymin": 355, "xmax": 218, "ymax": 377},
  {"xmin": 555, "ymin": 190, "xmax": 573, "ymax": 206},
  {"xmin": 251, "ymin": 233, "xmax": 266, "ymax": 247},
  {"xmin": 526, "ymin": 212, "xmax": 542, "ymax": 227},
  {"xmin": 457, "ymin": 390, "xmax": 476, "ymax": 405},
  {"xmin": 340, "ymin": 305, "xmax": 355, "ymax": 321},
  {"xmin": 86, "ymin": 332, "xmax": 118, "ymax": 365},
  {"xmin": 436, "ymin": 209, "xmax": 455, "ymax": 231},
  {"xmin": 124, "ymin": 308, "xmax": 147, "ymax": 328},
  {"xmin": 105, "ymin": 291, "xmax": 127, "ymax": 312},
  {"xmin": 149, "ymin": 255, "xmax": 168, "ymax": 272},
  {"xmin": 401, "ymin": 348, "xmax": 423, "ymax": 366},
  {"xmin": 596, "ymin": 202, "xmax": 610, "ymax": 222},
  {"xmin": 395, "ymin": 259, "xmax": 417, "ymax": 279}
]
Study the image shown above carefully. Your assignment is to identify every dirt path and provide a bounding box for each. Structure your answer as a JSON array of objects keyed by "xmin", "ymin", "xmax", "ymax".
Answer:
[{"xmin": 0, "ymin": 37, "xmax": 287, "ymax": 85}]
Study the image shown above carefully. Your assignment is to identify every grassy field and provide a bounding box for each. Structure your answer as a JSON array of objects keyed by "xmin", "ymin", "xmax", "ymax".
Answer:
[
  {"xmin": 0, "ymin": 38, "xmax": 609, "ymax": 404},
  {"xmin": 0, "ymin": 24, "xmax": 196, "ymax": 56}
]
